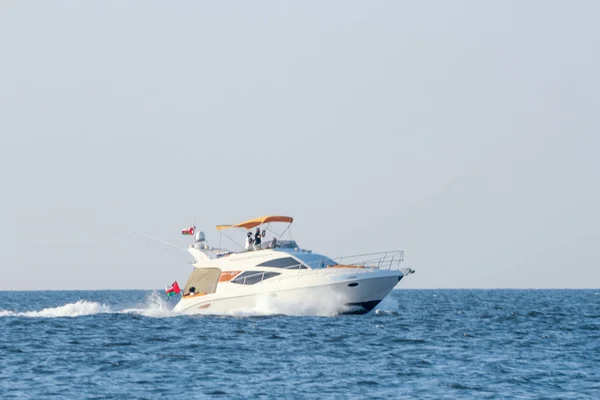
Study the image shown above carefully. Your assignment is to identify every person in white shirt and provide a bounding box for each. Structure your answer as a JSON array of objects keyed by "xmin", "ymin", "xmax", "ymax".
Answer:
[{"xmin": 245, "ymin": 231, "xmax": 254, "ymax": 251}]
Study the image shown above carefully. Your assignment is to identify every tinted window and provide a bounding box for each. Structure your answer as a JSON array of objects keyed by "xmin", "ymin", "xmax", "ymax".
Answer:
[
  {"xmin": 292, "ymin": 252, "xmax": 338, "ymax": 269},
  {"xmin": 257, "ymin": 257, "xmax": 307, "ymax": 269},
  {"xmin": 231, "ymin": 271, "xmax": 281, "ymax": 285},
  {"xmin": 274, "ymin": 240, "xmax": 299, "ymax": 249}
]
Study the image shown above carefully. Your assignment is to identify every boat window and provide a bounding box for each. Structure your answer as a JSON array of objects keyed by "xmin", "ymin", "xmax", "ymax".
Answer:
[
  {"xmin": 257, "ymin": 257, "xmax": 307, "ymax": 269},
  {"xmin": 291, "ymin": 252, "xmax": 338, "ymax": 269},
  {"xmin": 230, "ymin": 271, "xmax": 281, "ymax": 285},
  {"xmin": 274, "ymin": 240, "xmax": 299, "ymax": 249}
]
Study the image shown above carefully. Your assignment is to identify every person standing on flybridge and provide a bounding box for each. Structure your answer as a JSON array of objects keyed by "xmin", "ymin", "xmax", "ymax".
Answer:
[
  {"xmin": 245, "ymin": 231, "xmax": 254, "ymax": 251},
  {"xmin": 253, "ymin": 227, "xmax": 262, "ymax": 250}
]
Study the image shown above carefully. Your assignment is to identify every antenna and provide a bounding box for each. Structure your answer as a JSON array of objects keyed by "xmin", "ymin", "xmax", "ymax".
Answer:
[{"xmin": 132, "ymin": 231, "xmax": 186, "ymax": 251}]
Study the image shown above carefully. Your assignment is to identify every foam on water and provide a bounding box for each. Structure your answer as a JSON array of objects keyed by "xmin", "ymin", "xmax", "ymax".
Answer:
[
  {"xmin": 120, "ymin": 291, "xmax": 180, "ymax": 318},
  {"xmin": 0, "ymin": 292, "xmax": 180, "ymax": 318},
  {"xmin": 0, "ymin": 300, "xmax": 111, "ymax": 318},
  {"xmin": 0, "ymin": 291, "xmax": 348, "ymax": 318},
  {"xmin": 377, "ymin": 294, "xmax": 400, "ymax": 311},
  {"xmin": 221, "ymin": 293, "xmax": 349, "ymax": 317}
]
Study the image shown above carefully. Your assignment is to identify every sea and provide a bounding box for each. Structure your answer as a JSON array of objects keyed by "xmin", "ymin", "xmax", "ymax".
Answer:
[{"xmin": 0, "ymin": 289, "xmax": 598, "ymax": 399}]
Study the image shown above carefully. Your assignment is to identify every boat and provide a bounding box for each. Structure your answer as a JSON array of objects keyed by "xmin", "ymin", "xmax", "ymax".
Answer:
[{"xmin": 172, "ymin": 215, "xmax": 414, "ymax": 315}]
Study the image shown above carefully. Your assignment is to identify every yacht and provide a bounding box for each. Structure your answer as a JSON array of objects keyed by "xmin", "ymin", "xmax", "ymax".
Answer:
[{"xmin": 172, "ymin": 215, "xmax": 414, "ymax": 315}]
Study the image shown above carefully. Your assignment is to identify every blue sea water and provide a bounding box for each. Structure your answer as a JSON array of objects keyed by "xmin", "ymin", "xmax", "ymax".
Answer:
[{"xmin": 0, "ymin": 290, "xmax": 599, "ymax": 399}]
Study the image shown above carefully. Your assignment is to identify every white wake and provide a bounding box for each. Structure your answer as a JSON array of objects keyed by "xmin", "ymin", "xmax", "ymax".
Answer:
[
  {"xmin": 0, "ymin": 300, "xmax": 111, "ymax": 318},
  {"xmin": 120, "ymin": 291, "xmax": 179, "ymax": 318},
  {"xmin": 0, "ymin": 291, "xmax": 397, "ymax": 318},
  {"xmin": 0, "ymin": 292, "xmax": 179, "ymax": 318},
  {"xmin": 214, "ymin": 291, "xmax": 352, "ymax": 317}
]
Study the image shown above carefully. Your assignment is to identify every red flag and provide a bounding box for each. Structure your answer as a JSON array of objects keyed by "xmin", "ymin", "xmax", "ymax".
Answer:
[
  {"xmin": 166, "ymin": 281, "xmax": 181, "ymax": 297},
  {"xmin": 181, "ymin": 226, "xmax": 195, "ymax": 235}
]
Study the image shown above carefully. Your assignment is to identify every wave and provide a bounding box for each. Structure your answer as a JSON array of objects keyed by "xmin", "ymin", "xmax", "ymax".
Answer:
[
  {"xmin": 0, "ymin": 300, "xmax": 111, "ymax": 318},
  {"xmin": 120, "ymin": 291, "xmax": 179, "ymax": 318},
  {"xmin": 0, "ymin": 292, "xmax": 178, "ymax": 319},
  {"xmin": 0, "ymin": 295, "xmax": 344, "ymax": 319},
  {"xmin": 375, "ymin": 295, "xmax": 400, "ymax": 315}
]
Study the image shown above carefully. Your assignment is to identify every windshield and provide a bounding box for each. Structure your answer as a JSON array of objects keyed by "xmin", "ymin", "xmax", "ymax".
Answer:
[
  {"xmin": 274, "ymin": 240, "xmax": 299, "ymax": 249},
  {"xmin": 291, "ymin": 252, "xmax": 338, "ymax": 269}
]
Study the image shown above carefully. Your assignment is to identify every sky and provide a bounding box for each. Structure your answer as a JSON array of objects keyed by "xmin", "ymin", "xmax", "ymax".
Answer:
[{"xmin": 0, "ymin": 1, "xmax": 598, "ymax": 290}]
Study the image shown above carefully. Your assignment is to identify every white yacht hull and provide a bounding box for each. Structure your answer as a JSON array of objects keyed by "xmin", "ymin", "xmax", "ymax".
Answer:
[{"xmin": 173, "ymin": 269, "xmax": 404, "ymax": 316}]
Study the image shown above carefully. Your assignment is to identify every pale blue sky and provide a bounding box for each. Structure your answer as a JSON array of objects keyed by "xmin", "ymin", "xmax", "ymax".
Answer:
[{"xmin": 1, "ymin": 1, "xmax": 598, "ymax": 290}]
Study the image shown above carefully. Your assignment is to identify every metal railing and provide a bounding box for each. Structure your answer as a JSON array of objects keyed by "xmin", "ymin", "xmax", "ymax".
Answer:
[{"xmin": 334, "ymin": 250, "xmax": 404, "ymax": 269}]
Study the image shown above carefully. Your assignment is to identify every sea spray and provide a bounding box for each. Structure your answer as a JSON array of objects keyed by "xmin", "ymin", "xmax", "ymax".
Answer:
[
  {"xmin": 120, "ymin": 291, "xmax": 180, "ymax": 318},
  {"xmin": 374, "ymin": 295, "xmax": 400, "ymax": 315},
  {"xmin": 220, "ymin": 288, "xmax": 350, "ymax": 317},
  {"xmin": 0, "ymin": 300, "xmax": 112, "ymax": 318},
  {"xmin": 0, "ymin": 293, "xmax": 178, "ymax": 318},
  {"xmin": 377, "ymin": 294, "xmax": 400, "ymax": 311}
]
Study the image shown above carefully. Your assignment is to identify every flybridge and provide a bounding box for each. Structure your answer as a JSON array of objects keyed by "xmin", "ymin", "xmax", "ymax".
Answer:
[{"xmin": 185, "ymin": 215, "xmax": 296, "ymax": 256}]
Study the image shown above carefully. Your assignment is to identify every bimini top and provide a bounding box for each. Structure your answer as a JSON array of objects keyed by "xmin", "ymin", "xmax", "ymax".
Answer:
[{"xmin": 216, "ymin": 215, "xmax": 293, "ymax": 231}]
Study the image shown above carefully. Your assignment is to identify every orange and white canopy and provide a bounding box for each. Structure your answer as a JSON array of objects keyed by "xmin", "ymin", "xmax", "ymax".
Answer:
[{"xmin": 216, "ymin": 215, "xmax": 293, "ymax": 231}]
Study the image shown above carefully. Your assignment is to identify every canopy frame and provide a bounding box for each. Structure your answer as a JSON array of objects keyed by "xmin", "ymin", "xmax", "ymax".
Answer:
[
  {"xmin": 216, "ymin": 215, "xmax": 293, "ymax": 231},
  {"xmin": 215, "ymin": 215, "xmax": 294, "ymax": 251}
]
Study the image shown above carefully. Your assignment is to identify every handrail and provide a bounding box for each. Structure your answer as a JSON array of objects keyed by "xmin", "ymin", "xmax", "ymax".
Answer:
[{"xmin": 333, "ymin": 250, "xmax": 404, "ymax": 263}]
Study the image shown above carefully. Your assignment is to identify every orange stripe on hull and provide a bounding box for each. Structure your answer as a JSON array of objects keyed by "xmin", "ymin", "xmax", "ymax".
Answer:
[{"xmin": 219, "ymin": 271, "xmax": 241, "ymax": 282}]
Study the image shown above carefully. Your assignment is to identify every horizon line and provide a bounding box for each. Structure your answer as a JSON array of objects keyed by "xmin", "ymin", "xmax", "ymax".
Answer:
[{"xmin": 0, "ymin": 287, "xmax": 598, "ymax": 292}]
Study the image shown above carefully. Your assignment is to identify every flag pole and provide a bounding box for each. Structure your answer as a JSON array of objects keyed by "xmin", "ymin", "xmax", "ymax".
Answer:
[{"xmin": 177, "ymin": 281, "xmax": 183, "ymax": 299}]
